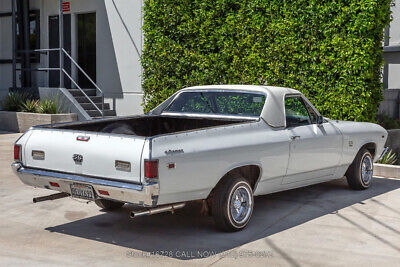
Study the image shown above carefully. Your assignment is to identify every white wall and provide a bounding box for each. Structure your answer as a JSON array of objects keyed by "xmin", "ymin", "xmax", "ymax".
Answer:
[
  {"xmin": 0, "ymin": 0, "xmax": 144, "ymax": 115},
  {"xmin": 390, "ymin": 0, "xmax": 400, "ymax": 46},
  {"xmin": 386, "ymin": 0, "xmax": 400, "ymax": 89},
  {"xmin": 41, "ymin": 0, "xmax": 144, "ymax": 115},
  {"xmin": 104, "ymin": 0, "xmax": 144, "ymax": 115}
]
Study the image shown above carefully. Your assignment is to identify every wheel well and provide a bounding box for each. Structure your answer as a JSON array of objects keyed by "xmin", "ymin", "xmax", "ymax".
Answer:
[
  {"xmin": 208, "ymin": 165, "xmax": 261, "ymax": 200},
  {"xmin": 361, "ymin": 143, "xmax": 376, "ymax": 159}
]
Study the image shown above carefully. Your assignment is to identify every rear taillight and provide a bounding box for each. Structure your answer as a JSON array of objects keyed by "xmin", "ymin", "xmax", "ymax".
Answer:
[
  {"xmin": 49, "ymin": 182, "xmax": 60, "ymax": 187},
  {"xmin": 14, "ymin": 145, "xmax": 21, "ymax": 161},
  {"xmin": 98, "ymin": 190, "xmax": 109, "ymax": 196},
  {"xmin": 144, "ymin": 160, "xmax": 158, "ymax": 179}
]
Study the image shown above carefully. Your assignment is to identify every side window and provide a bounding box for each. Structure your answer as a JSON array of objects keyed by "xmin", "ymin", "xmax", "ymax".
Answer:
[{"xmin": 285, "ymin": 96, "xmax": 311, "ymax": 127}]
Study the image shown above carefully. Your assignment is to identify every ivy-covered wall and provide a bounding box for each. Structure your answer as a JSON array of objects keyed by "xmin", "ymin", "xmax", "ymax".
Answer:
[{"xmin": 141, "ymin": 0, "xmax": 392, "ymax": 121}]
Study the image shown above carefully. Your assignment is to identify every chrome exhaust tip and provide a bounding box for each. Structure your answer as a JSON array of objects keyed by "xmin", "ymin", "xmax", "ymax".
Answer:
[{"xmin": 130, "ymin": 202, "xmax": 186, "ymax": 218}]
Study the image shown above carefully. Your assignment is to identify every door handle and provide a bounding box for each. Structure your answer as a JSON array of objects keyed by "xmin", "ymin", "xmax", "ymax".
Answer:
[{"xmin": 291, "ymin": 135, "xmax": 301, "ymax": 140}]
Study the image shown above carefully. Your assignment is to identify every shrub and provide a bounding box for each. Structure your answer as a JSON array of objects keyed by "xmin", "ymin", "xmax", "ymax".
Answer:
[
  {"xmin": 377, "ymin": 149, "xmax": 398, "ymax": 165},
  {"xmin": 36, "ymin": 99, "xmax": 57, "ymax": 114},
  {"xmin": 3, "ymin": 92, "xmax": 28, "ymax": 112},
  {"xmin": 142, "ymin": 0, "xmax": 392, "ymax": 121},
  {"xmin": 21, "ymin": 99, "xmax": 39, "ymax": 113}
]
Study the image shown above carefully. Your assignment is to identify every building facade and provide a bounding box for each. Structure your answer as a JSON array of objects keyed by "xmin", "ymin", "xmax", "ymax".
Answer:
[
  {"xmin": 382, "ymin": 0, "xmax": 400, "ymax": 119},
  {"xmin": 0, "ymin": 0, "xmax": 144, "ymax": 118}
]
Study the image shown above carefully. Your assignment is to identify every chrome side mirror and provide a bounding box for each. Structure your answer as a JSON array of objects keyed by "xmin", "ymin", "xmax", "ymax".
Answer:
[{"xmin": 316, "ymin": 115, "xmax": 324, "ymax": 125}]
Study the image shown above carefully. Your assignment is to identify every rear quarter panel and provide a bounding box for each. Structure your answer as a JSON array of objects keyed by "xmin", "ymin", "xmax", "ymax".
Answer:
[{"xmin": 150, "ymin": 120, "xmax": 290, "ymax": 205}]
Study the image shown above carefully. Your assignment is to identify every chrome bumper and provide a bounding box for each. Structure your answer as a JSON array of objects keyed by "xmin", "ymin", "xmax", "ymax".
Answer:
[{"xmin": 11, "ymin": 162, "xmax": 159, "ymax": 207}]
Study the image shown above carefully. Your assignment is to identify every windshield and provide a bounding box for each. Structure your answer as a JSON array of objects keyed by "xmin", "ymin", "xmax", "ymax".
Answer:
[{"xmin": 163, "ymin": 91, "xmax": 266, "ymax": 117}]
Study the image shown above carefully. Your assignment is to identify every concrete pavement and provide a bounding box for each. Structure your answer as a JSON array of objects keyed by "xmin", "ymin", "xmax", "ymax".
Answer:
[{"xmin": 0, "ymin": 132, "xmax": 400, "ymax": 266}]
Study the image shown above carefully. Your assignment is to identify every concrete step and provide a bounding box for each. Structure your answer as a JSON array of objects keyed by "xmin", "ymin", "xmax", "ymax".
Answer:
[
  {"xmin": 75, "ymin": 96, "xmax": 103, "ymax": 103},
  {"xmin": 86, "ymin": 109, "xmax": 116, "ymax": 117},
  {"xmin": 80, "ymin": 103, "xmax": 110, "ymax": 110},
  {"xmin": 68, "ymin": 89, "xmax": 96, "ymax": 97}
]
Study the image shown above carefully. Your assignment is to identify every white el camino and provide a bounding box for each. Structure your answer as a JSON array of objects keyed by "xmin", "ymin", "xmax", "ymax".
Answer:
[{"xmin": 12, "ymin": 85, "xmax": 388, "ymax": 231}]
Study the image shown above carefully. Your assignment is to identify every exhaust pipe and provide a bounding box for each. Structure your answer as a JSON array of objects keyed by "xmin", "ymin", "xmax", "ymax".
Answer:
[
  {"xmin": 33, "ymin": 192, "xmax": 69, "ymax": 203},
  {"xmin": 130, "ymin": 202, "xmax": 186, "ymax": 218}
]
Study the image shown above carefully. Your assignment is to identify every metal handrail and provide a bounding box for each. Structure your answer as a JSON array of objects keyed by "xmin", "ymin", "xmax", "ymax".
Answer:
[
  {"xmin": 61, "ymin": 48, "xmax": 104, "ymax": 117},
  {"xmin": 34, "ymin": 48, "xmax": 105, "ymax": 118},
  {"xmin": 62, "ymin": 69, "xmax": 103, "ymax": 116},
  {"xmin": 34, "ymin": 48, "xmax": 60, "ymax": 52},
  {"xmin": 61, "ymin": 48, "xmax": 103, "ymax": 96}
]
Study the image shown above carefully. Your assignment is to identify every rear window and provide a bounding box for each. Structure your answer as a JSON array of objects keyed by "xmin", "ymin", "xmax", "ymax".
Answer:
[{"xmin": 164, "ymin": 91, "xmax": 266, "ymax": 117}]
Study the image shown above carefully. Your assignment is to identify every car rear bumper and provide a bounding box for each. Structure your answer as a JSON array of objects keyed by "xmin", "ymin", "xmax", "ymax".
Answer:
[{"xmin": 11, "ymin": 162, "xmax": 159, "ymax": 207}]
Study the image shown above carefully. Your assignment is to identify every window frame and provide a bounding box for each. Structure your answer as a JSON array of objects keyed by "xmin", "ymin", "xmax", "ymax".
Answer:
[{"xmin": 16, "ymin": 10, "xmax": 41, "ymax": 64}]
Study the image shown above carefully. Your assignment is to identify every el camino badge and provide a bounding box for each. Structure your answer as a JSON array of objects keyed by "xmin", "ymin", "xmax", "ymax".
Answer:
[
  {"xmin": 165, "ymin": 149, "xmax": 184, "ymax": 155},
  {"xmin": 73, "ymin": 154, "xmax": 83, "ymax": 165}
]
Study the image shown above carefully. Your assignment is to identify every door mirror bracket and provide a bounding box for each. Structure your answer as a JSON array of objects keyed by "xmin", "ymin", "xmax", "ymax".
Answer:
[{"xmin": 316, "ymin": 115, "xmax": 324, "ymax": 125}]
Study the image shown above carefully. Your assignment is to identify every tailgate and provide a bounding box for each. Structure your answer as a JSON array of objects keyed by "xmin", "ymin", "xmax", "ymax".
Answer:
[{"xmin": 23, "ymin": 129, "xmax": 145, "ymax": 184}]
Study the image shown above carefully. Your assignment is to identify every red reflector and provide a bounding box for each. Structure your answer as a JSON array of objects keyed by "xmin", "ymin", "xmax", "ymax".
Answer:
[
  {"xmin": 168, "ymin": 163, "xmax": 175, "ymax": 169},
  {"xmin": 49, "ymin": 182, "xmax": 60, "ymax": 187},
  {"xmin": 14, "ymin": 145, "xmax": 21, "ymax": 161},
  {"xmin": 76, "ymin": 136, "xmax": 90, "ymax": 142},
  {"xmin": 145, "ymin": 160, "xmax": 158, "ymax": 179},
  {"xmin": 98, "ymin": 190, "xmax": 109, "ymax": 196}
]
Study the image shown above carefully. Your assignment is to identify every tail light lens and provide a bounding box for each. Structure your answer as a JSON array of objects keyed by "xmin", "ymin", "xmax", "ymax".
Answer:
[
  {"xmin": 14, "ymin": 145, "xmax": 21, "ymax": 161},
  {"xmin": 49, "ymin": 182, "xmax": 60, "ymax": 187},
  {"xmin": 144, "ymin": 160, "xmax": 158, "ymax": 179}
]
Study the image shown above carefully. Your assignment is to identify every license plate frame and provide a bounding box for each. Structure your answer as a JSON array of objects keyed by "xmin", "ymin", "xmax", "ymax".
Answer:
[{"xmin": 70, "ymin": 183, "xmax": 95, "ymax": 200}]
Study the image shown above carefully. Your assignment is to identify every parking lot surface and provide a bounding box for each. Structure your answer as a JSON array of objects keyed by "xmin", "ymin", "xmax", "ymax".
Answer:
[{"xmin": 1, "ymin": 132, "xmax": 400, "ymax": 266}]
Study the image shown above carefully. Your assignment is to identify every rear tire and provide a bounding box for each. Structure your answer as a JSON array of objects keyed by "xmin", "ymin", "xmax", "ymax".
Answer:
[
  {"xmin": 346, "ymin": 148, "xmax": 373, "ymax": 190},
  {"xmin": 211, "ymin": 176, "xmax": 254, "ymax": 232},
  {"xmin": 95, "ymin": 199, "xmax": 125, "ymax": 210}
]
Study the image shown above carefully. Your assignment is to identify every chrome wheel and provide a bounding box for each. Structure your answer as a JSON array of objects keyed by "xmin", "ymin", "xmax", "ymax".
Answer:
[
  {"xmin": 229, "ymin": 185, "xmax": 252, "ymax": 224},
  {"xmin": 361, "ymin": 155, "xmax": 373, "ymax": 184}
]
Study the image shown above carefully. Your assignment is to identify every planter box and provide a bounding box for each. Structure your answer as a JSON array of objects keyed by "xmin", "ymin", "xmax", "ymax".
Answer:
[
  {"xmin": 374, "ymin": 163, "xmax": 400, "ymax": 179},
  {"xmin": 0, "ymin": 111, "xmax": 77, "ymax": 133}
]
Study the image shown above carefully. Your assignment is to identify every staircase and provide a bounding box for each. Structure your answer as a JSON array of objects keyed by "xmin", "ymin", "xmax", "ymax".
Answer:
[
  {"xmin": 66, "ymin": 88, "xmax": 116, "ymax": 118},
  {"xmin": 18, "ymin": 47, "xmax": 117, "ymax": 120}
]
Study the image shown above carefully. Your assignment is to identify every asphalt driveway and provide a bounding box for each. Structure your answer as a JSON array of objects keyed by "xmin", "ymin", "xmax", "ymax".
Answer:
[{"xmin": 1, "ymin": 132, "xmax": 400, "ymax": 266}]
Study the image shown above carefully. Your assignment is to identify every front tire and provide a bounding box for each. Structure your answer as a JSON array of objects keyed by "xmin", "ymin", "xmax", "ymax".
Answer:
[
  {"xmin": 211, "ymin": 176, "xmax": 254, "ymax": 232},
  {"xmin": 346, "ymin": 148, "xmax": 373, "ymax": 190},
  {"xmin": 95, "ymin": 199, "xmax": 125, "ymax": 210}
]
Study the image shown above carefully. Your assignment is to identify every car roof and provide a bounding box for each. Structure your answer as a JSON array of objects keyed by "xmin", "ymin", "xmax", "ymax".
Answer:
[{"xmin": 182, "ymin": 84, "xmax": 301, "ymax": 95}]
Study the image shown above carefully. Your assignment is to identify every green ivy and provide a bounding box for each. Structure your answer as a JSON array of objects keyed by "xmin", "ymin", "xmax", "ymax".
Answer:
[{"xmin": 142, "ymin": 0, "xmax": 392, "ymax": 121}]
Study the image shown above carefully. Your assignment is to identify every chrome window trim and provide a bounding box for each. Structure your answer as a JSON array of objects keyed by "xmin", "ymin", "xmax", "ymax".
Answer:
[
  {"xmin": 283, "ymin": 93, "xmax": 322, "ymax": 128},
  {"xmin": 161, "ymin": 112, "xmax": 260, "ymax": 121}
]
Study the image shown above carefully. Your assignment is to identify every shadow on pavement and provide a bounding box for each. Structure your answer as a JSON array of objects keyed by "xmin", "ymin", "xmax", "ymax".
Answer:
[{"xmin": 46, "ymin": 177, "xmax": 400, "ymax": 260}]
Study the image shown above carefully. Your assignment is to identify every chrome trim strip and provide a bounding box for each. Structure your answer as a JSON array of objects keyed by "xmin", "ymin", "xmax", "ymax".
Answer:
[
  {"xmin": 161, "ymin": 112, "xmax": 259, "ymax": 120},
  {"xmin": 12, "ymin": 163, "xmax": 144, "ymax": 191}
]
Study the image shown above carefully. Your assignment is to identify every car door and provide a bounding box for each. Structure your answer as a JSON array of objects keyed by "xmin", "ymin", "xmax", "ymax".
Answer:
[{"xmin": 282, "ymin": 95, "xmax": 342, "ymax": 184}]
